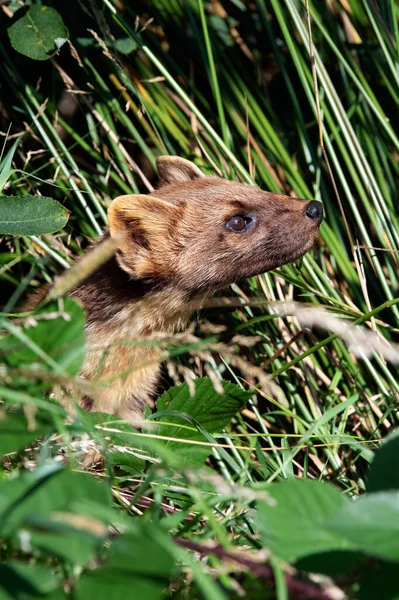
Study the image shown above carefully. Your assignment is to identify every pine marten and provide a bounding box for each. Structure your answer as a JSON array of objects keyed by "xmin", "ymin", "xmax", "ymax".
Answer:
[{"xmin": 30, "ymin": 156, "xmax": 324, "ymax": 423}]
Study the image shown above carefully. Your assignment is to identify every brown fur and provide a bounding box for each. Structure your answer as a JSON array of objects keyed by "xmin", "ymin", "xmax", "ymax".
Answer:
[{"xmin": 31, "ymin": 156, "xmax": 323, "ymax": 423}]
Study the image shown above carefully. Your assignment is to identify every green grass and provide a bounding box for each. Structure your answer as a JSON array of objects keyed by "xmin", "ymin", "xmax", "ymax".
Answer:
[{"xmin": 1, "ymin": 0, "xmax": 399, "ymax": 597}]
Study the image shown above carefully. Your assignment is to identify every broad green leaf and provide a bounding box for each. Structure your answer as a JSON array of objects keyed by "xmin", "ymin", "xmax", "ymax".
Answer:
[
  {"xmin": 0, "ymin": 298, "xmax": 86, "ymax": 376},
  {"xmin": 0, "ymin": 411, "xmax": 49, "ymax": 458},
  {"xmin": 8, "ymin": 5, "xmax": 69, "ymax": 61},
  {"xmin": 0, "ymin": 562, "xmax": 59, "ymax": 598},
  {"xmin": 255, "ymin": 479, "xmax": 352, "ymax": 562},
  {"xmin": 327, "ymin": 491, "xmax": 399, "ymax": 562},
  {"xmin": 0, "ymin": 463, "xmax": 62, "ymax": 520},
  {"xmin": 0, "ymin": 195, "xmax": 68, "ymax": 235},
  {"xmin": 367, "ymin": 430, "xmax": 399, "ymax": 492},
  {"xmin": 75, "ymin": 526, "xmax": 175, "ymax": 600},
  {"xmin": 24, "ymin": 514, "xmax": 106, "ymax": 565},
  {"xmin": 0, "ymin": 465, "xmax": 110, "ymax": 537},
  {"xmin": 154, "ymin": 378, "xmax": 252, "ymax": 466}
]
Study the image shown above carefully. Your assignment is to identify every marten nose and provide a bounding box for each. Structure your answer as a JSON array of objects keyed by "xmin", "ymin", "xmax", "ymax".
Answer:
[{"xmin": 305, "ymin": 200, "xmax": 323, "ymax": 225}]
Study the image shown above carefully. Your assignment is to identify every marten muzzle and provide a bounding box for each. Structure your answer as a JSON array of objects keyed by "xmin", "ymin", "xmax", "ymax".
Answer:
[{"xmin": 304, "ymin": 200, "xmax": 324, "ymax": 226}]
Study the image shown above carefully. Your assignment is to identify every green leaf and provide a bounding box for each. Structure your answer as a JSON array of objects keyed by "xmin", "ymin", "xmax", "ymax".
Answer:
[
  {"xmin": 154, "ymin": 378, "xmax": 252, "ymax": 466},
  {"xmin": 0, "ymin": 298, "xmax": 86, "ymax": 376},
  {"xmin": 24, "ymin": 514, "xmax": 106, "ymax": 565},
  {"xmin": 0, "ymin": 463, "xmax": 62, "ymax": 527},
  {"xmin": 327, "ymin": 491, "xmax": 399, "ymax": 562},
  {"xmin": 255, "ymin": 479, "xmax": 352, "ymax": 562},
  {"xmin": 367, "ymin": 430, "xmax": 399, "ymax": 492},
  {"xmin": 0, "ymin": 465, "xmax": 110, "ymax": 537},
  {"xmin": 0, "ymin": 411, "xmax": 49, "ymax": 458},
  {"xmin": 75, "ymin": 526, "xmax": 175, "ymax": 600},
  {"xmin": 0, "ymin": 195, "xmax": 68, "ymax": 235},
  {"xmin": 0, "ymin": 562, "xmax": 59, "ymax": 598},
  {"xmin": 114, "ymin": 37, "xmax": 138, "ymax": 55},
  {"xmin": 8, "ymin": 5, "xmax": 69, "ymax": 61}
]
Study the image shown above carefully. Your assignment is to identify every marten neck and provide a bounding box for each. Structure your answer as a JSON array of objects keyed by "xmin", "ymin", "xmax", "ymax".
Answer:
[{"xmin": 70, "ymin": 255, "xmax": 197, "ymax": 336}]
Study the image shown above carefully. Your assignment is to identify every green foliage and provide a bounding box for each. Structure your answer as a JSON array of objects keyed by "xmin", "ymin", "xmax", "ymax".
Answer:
[
  {"xmin": 328, "ymin": 491, "xmax": 399, "ymax": 562},
  {"xmin": 0, "ymin": 298, "xmax": 256, "ymax": 597},
  {"xmin": 0, "ymin": 412, "xmax": 51, "ymax": 458},
  {"xmin": 255, "ymin": 435, "xmax": 399, "ymax": 596},
  {"xmin": 0, "ymin": 298, "xmax": 86, "ymax": 375},
  {"xmin": 1, "ymin": 371, "xmax": 399, "ymax": 598},
  {"xmin": 256, "ymin": 479, "xmax": 351, "ymax": 561},
  {"xmin": 0, "ymin": 135, "xmax": 68, "ymax": 235},
  {"xmin": 74, "ymin": 529, "xmax": 176, "ymax": 599},
  {"xmin": 8, "ymin": 5, "xmax": 69, "ymax": 61},
  {"xmin": 366, "ymin": 430, "xmax": 399, "ymax": 493},
  {"xmin": 155, "ymin": 377, "xmax": 252, "ymax": 466},
  {"xmin": 257, "ymin": 476, "xmax": 399, "ymax": 565},
  {"xmin": 0, "ymin": 195, "xmax": 68, "ymax": 235}
]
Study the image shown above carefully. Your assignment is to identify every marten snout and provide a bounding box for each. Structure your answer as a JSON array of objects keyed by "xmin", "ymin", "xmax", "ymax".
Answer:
[
  {"xmin": 108, "ymin": 156, "xmax": 323, "ymax": 293},
  {"xmin": 304, "ymin": 200, "xmax": 323, "ymax": 225}
]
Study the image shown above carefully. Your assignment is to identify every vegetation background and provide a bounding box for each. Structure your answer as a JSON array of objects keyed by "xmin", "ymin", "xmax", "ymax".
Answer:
[{"xmin": 1, "ymin": 0, "xmax": 399, "ymax": 598}]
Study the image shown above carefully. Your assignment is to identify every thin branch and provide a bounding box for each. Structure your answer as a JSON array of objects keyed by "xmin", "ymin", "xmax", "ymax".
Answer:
[{"xmin": 175, "ymin": 538, "xmax": 337, "ymax": 600}]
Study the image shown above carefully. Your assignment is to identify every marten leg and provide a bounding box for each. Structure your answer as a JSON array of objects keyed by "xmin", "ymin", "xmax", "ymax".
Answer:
[
  {"xmin": 116, "ymin": 393, "xmax": 152, "ymax": 425},
  {"xmin": 77, "ymin": 341, "xmax": 164, "ymax": 423},
  {"xmin": 79, "ymin": 365, "xmax": 160, "ymax": 425},
  {"xmin": 79, "ymin": 387, "xmax": 154, "ymax": 425}
]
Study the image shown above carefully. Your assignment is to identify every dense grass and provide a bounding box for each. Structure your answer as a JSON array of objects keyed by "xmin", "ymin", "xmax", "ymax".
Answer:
[{"xmin": 1, "ymin": 0, "xmax": 399, "ymax": 597}]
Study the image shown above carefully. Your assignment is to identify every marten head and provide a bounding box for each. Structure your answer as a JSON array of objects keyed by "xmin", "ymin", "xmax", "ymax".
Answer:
[{"xmin": 108, "ymin": 156, "xmax": 323, "ymax": 295}]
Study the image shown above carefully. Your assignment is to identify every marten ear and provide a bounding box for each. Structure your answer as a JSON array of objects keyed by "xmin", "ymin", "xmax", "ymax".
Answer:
[
  {"xmin": 108, "ymin": 194, "xmax": 179, "ymax": 248},
  {"xmin": 156, "ymin": 156, "xmax": 205, "ymax": 185},
  {"xmin": 108, "ymin": 194, "xmax": 180, "ymax": 275}
]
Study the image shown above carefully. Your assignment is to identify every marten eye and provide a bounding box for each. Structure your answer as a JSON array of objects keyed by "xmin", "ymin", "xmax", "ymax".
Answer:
[{"xmin": 226, "ymin": 214, "xmax": 252, "ymax": 232}]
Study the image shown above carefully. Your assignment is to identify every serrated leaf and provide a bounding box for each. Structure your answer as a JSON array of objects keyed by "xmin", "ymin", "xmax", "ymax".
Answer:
[
  {"xmin": 154, "ymin": 378, "xmax": 252, "ymax": 466},
  {"xmin": 0, "ymin": 195, "xmax": 68, "ymax": 235},
  {"xmin": 255, "ymin": 479, "xmax": 352, "ymax": 562},
  {"xmin": 367, "ymin": 430, "xmax": 399, "ymax": 493},
  {"xmin": 8, "ymin": 5, "xmax": 69, "ymax": 61}
]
